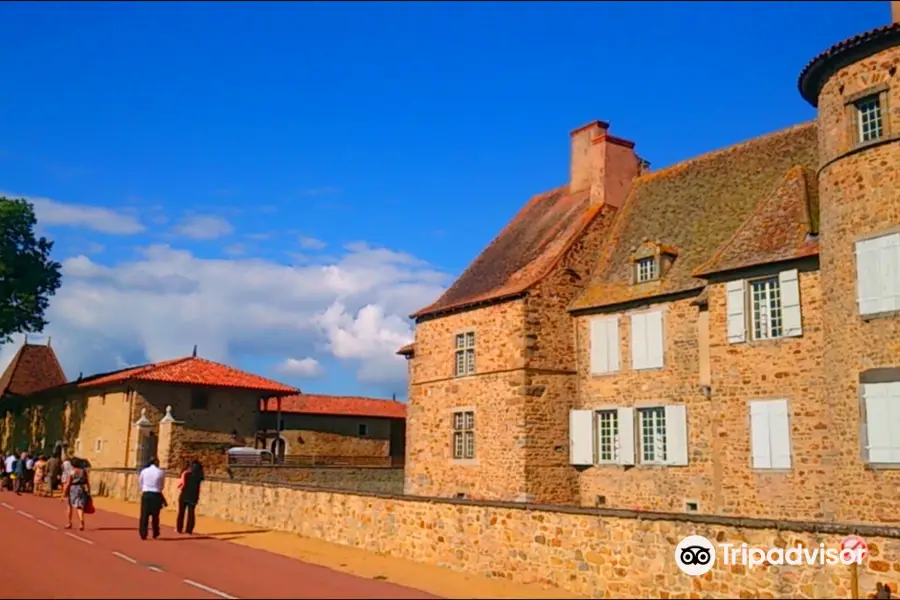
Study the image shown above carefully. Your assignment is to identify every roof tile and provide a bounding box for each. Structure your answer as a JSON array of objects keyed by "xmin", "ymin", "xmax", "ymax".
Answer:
[
  {"xmin": 0, "ymin": 344, "xmax": 67, "ymax": 398},
  {"xmin": 268, "ymin": 394, "xmax": 406, "ymax": 419}
]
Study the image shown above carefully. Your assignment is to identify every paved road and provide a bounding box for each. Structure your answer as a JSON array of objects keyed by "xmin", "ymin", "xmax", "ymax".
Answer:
[{"xmin": 0, "ymin": 491, "xmax": 437, "ymax": 599}]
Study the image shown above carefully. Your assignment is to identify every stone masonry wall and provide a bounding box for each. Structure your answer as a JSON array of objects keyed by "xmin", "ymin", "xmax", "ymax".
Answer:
[
  {"xmin": 227, "ymin": 465, "xmax": 404, "ymax": 494},
  {"xmin": 91, "ymin": 469, "xmax": 900, "ymax": 600},
  {"xmin": 815, "ymin": 44, "xmax": 900, "ymax": 525}
]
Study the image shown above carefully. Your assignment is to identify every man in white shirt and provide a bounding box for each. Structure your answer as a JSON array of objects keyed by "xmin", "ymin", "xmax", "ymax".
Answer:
[
  {"xmin": 3, "ymin": 453, "xmax": 16, "ymax": 491},
  {"xmin": 137, "ymin": 457, "xmax": 166, "ymax": 540}
]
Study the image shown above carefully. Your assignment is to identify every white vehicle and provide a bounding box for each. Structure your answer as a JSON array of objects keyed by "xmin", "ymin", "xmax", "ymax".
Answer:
[{"xmin": 226, "ymin": 446, "xmax": 274, "ymax": 465}]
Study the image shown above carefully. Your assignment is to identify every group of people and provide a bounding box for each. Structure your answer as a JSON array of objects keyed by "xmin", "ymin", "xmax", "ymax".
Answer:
[
  {"xmin": 138, "ymin": 457, "xmax": 205, "ymax": 540},
  {"xmin": 1, "ymin": 446, "xmax": 205, "ymax": 537}
]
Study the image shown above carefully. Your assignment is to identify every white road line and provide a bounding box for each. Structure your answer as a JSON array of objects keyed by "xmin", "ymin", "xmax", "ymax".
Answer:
[
  {"xmin": 183, "ymin": 579, "xmax": 239, "ymax": 599},
  {"xmin": 16, "ymin": 510, "xmax": 33, "ymax": 519},
  {"xmin": 37, "ymin": 519, "xmax": 58, "ymax": 530},
  {"xmin": 147, "ymin": 566, "xmax": 164, "ymax": 573},
  {"xmin": 1, "ymin": 502, "xmax": 13, "ymax": 509},
  {"xmin": 112, "ymin": 551, "xmax": 138, "ymax": 564},
  {"xmin": 64, "ymin": 531, "xmax": 94, "ymax": 545}
]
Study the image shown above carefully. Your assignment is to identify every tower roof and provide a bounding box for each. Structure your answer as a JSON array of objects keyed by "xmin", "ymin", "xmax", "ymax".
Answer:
[{"xmin": 0, "ymin": 342, "xmax": 67, "ymax": 399}]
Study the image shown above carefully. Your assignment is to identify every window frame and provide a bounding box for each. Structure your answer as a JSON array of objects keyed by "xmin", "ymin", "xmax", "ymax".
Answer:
[
  {"xmin": 861, "ymin": 380, "xmax": 900, "ymax": 467},
  {"xmin": 855, "ymin": 231, "xmax": 900, "ymax": 318},
  {"xmin": 748, "ymin": 398, "xmax": 793, "ymax": 470},
  {"xmin": 452, "ymin": 410, "xmax": 475, "ymax": 460},
  {"xmin": 856, "ymin": 94, "xmax": 885, "ymax": 144},
  {"xmin": 635, "ymin": 256, "xmax": 659, "ymax": 283},
  {"xmin": 454, "ymin": 331, "xmax": 476, "ymax": 377},
  {"xmin": 748, "ymin": 275, "xmax": 784, "ymax": 341},
  {"xmin": 637, "ymin": 406, "xmax": 667, "ymax": 465},
  {"xmin": 596, "ymin": 409, "xmax": 620, "ymax": 464},
  {"xmin": 357, "ymin": 423, "xmax": 369, "ymax": 437}
]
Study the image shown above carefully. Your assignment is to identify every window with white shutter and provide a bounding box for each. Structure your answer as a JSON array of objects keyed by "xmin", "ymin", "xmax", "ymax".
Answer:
[
  {"xmin": 590, "ymin": 316, "xmax": 620, "ymax": 374},
  {"xmin": 726, "ymin": 279, "xmax": 747, "ymax": 343},
  {"xmin": 631, "ymin": 310, "xmax": 664, "ymax": 370},
  {"xmin": 596, "ymin": 410, "xmax": 619, "ymax": 463},
  {"xmin": 665, "ymin": 404, "xmax": 688, "ymax": 466},
  {"xmin": 863, "ymin": 381, "xmax": 900, "ymax": 464},
  {"xmin": 856, "ymin": 233, "xmax": 900, "ymax": 317},
  {"xmin": 638, "ymin": 406, "xmax": 667, "ymax": 464},
  {"xmin": 617, "ymin": 407, "xmax": 635, "ymax": 466},
  {"xmin": 748, "ymin": 399, "xmax": 792, "ymax": 469},
  {"xmin": 569, "ymin": 409, "xmax": 595, "ymax": 465}
]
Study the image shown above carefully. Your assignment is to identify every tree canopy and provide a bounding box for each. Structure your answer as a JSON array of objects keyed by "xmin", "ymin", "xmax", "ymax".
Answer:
[{"xmin": 0, "ymin": 196, "xmax": 62, "ymax": 342}]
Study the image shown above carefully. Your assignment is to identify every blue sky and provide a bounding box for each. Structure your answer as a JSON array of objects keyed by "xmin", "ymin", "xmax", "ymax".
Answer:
[{"xmin": 0, "ymin": 1, "xmax": 887, "ymax": 399}]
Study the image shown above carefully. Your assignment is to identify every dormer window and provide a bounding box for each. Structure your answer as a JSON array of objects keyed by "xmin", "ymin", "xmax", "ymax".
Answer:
[
  {"xmin": 856, "ymin": 94, "xmax": 884, "ymax": 143},
  {"xmin": 636, "ymin": 257, "xmax": 658, "ymax": 283}
]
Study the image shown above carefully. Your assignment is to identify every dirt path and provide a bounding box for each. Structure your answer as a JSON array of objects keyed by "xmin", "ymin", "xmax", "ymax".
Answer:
[{"xmin": 93, "ymin": 496, "xmax": 585, "ymax": 599}]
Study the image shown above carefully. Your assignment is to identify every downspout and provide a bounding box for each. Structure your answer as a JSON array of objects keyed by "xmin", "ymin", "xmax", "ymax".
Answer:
[{"xmin": 123, "ymin": 386, "xmax": 135, "ymax": 467}]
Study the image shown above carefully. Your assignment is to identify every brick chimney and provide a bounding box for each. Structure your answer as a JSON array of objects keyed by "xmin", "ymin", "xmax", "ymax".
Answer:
[
  {"xmin": 893, "ymin": 1, "xmax": 900, "ymax": 23},
  {"xmin": 569, "ymin": 120, "xmax": 641, "ymax": 208}
]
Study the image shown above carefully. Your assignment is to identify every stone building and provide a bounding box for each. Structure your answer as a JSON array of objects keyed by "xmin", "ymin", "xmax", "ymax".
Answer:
[
  {"xmin": 0, "ymin": 348, "xmax": 298, "ymax": 473},
  {"xmin": 401, "ymin": 5, "xmax": 900, "ymax": 524},
  {"xmin": 257, "ymin": 393, "xmax": 406, "ymax": 466}
]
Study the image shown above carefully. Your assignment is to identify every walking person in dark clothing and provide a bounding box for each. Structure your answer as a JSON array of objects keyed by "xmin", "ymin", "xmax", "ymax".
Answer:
[
  {"xmin": 176, "ymin": 460, "xmax": 204, "ymax": 535},
  {"xmin": 137, "ymin": 457, "xmax": 166, "ymax": 540}
]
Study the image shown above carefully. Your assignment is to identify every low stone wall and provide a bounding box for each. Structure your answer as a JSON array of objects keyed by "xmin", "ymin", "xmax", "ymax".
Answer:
[
  {"xmin": 226, "ymin": 465, "xmax": 403, "ymax": 494},
  {"xmin": 90, "ymin": 469, "xmax": 900, "ymax": 599}
]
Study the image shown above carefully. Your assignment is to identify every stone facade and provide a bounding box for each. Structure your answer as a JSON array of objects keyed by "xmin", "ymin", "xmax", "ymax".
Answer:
[
  {"xmin": 91, "ymin": 469, "xmax": 900, "ymax": 599},
  {"xmin": 227, "ymin": 464, "xmax": 404, "ymax": 494},
  {"xmin": 258, "ymin": 412, "xmax": 396, "ymax": 459}
]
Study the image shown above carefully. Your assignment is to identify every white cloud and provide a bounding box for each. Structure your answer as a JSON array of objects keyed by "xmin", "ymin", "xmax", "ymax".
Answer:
[
  {"xmin": 171, "ymin": 215, "xmax": 234, "ymax": 240},
  {"xmin": 223, "ymin": 243, "xmax": 246, "ymax": 256},
  {"xmin": 9, "ymin": 239, "xmax": 448, "ymax": 392},
  {"xmin": 275, "ymin": 357, "xmax": 324, "ymax": 379},
  {"xmin": 3, "ymin": 192, "xmax": 145, "ymax": 235},
  {"xmin": 299, "ymin": 236, "xmax": 327, "ymax": 250}
]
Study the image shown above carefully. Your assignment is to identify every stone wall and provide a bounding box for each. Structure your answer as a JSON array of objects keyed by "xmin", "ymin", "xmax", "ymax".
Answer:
[
  {"xmin": 260, "ymin": 412, "xmax": 394, "ymax": 458},
  {"xmin": 227, "ymin": 465, "xmax": 404, "ymax": 494},
  {"xmin": 90, "ymin": 469, "xmax": 900, "ymax": 599}
]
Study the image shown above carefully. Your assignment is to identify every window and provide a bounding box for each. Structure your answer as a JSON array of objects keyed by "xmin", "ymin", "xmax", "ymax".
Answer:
[
  {"xmin": 639, "ymin": 407, "xmax": 667, "ymax": 463},
  {"xmin": 358, "ymin": 423, "xmax": 368, "ymax": 437},
  {"xmin": 631, "ymin": 310, "xmax": 664, "ymax": 370},
  {"xmin": 589, "ymin": 316, "xmax": 620, "ymax": 374},
  {"xmin": 74, "ymin": 439, "xmax": 82, "ymax": 453},
  {"xmin": 569, "ymin": 405, "xmax": 687, "ymax": 467},
  {"xmin": 93, "ymin": 438, "xmax": 103, "ymax": 453},
  {"xmin": 856, "ymin": 95, "xmax": 884, "ymax": 143},
  {"xmin": 597, "ymin": 410, "xmax": 619, "ymax": 463},
  {"xmin": 726, "ymin": 269, "xmax": 802, "ymax": 343},
  {"xmin": 749, "ymin": 277, "xmax": 783, "ymax": 340},
  {"xmin": 856, "ymin": 233, "xmax": 900, "ymax": 316},
  {"xmin": 863, "ymin": 381, "xmax": 900, "ymax": 464},
  {"xmin": 190, "ymin": 390, "xmax": 209, "ymax": 410},
  {"xmin": 749, "ymin": 399, "xmax": 792, "ymax": 469},
  {"xmin": 636, "ymin": 256, "xmax": 658, "ymax": 283},
  {"xmin": 454, "ymin": 332, "xmax": 476, "ymax": 377},
  {"xmin": 452, "ymin": 410, "xmax": 475, "ymax": 459}
]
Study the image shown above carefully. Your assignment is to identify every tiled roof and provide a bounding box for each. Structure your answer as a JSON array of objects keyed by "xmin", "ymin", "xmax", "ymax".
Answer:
[
  {"xmin": 798, "ymin": 22, "xmax": 900, "ymax": 106},
  {"xmin": 411, "ymin": 186, "xmax": 614, "ymax": 318},
  {"xmin": 0, "ymin": 343, "xmax": 67, "ymax": 397},
  {"xmin": 693, "ymin": 166, "xmax": 819, "ymax": 277},
  {"xmin": 267, "ymin": 394, "xmax": 407, "ymax": 419},
  {"xmin": 396, "ymin": 343, "xmax": 415, "ymax": 356},
  {"xmin": 570, "ymin": 122, "xmax": 818, "ymax": 312},
  {"xmin": 77, "ymin": 356, "xmax": 298, "ymax": 394}
]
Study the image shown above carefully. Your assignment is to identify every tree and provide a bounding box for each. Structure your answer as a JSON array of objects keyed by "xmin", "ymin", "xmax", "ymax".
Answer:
[{"xmin": 0, "ymin": 196, "xmax": 62, "ymax": 342}]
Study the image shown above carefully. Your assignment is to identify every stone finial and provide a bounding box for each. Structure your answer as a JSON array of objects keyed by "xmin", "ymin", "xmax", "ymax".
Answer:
[
  {"xmin": 160, "ymin": 405, "xmax": 177, "ymax": 424},
  {"xmin": 134, "ymin": 407, "xmax": 152, "ymax": 428}
]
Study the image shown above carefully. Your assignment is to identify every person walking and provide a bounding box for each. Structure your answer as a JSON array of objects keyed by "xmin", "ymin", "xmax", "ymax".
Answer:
[
  {"xmin": 176, "ymin": 460, "xmax": 204, "ymax": 535},
  {"xmin": 46, "ymin": 451, "xmax": 61, "ymax": 497},
  {"xmin": 32, "ymin": 455, "xmax": 48, "ymax": 497},
  {"xmin": 137, "ymin": 458, "xmax": 165, "ymax": 540},
  {"xmin": 13, "ymin": 452, "xmax": 26, "ymax": 495},
  {"xmin": 62, "ymin": 457, "xmax": 91, "ymax": 530}
]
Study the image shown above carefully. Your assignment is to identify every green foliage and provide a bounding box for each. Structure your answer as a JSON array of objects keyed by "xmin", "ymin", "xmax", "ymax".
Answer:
[{"xmin": 0, "ymin": 196, "xmax": 62, "ymax": 342}]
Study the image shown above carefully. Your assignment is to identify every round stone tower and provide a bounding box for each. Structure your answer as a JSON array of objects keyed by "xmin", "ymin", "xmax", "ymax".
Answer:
[{"xmin": 798, "ymin": 4, "xmax": 900, "ymax": 522}]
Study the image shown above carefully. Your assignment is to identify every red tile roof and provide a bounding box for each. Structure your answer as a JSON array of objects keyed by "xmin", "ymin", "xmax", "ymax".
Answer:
[
  {"xmin": 267, "ymin": 394, "xmax": 407, "ymax": 419},
  {"xmin": 77, "ymin": 356, "xmax": 298, "ymax": 395},
  {"xmin": 0, "ymin": 343, "xmax": 67, "ymax": 398},
  {"xmin": 411, "ymin": 186, "xmax": 616, "ymax": 319}
]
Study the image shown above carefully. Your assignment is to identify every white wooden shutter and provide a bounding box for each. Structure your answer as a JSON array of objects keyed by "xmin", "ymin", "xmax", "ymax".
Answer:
[
  {"xmin": 631, "ymin": 313, "xmax": 648, "ymax": 370},
  {"xmin": 617, "ymin": 407, "xmax": 635, "ymax": 466},
  {"xmin": 665, "ymin": 404, "xmax": 688, "ymax": 466},
  {"xmin": 569, "ymin": 409, "xmax": 595, "ymax": 465},
  {"xmin": 589, "ymin": 318, "xmax": 609, "ymax": 374},
  {"xmin": 856, "ymin": 238, "xmax": 881, "ymax": 316},
  {"xmin": 749, "ymin": 401, "xmax": 772, "ymax": 469},
  {"xmin": 645, "ymin": 310, "xmax": 664, "ymax": 368},
  {"xmin": 606, "ymin": 317, "xmax": 620, "ymax": 372},
  {"xmin": 864, "ymin": 383, "xmax": 900, "ymax": 464},
  {"xmin": 768, "ymin": 400, "xmax": 792, "ymax": 469},
  {"xmin": 880, "ymin": 234, "xmax": 900, "ymax": 313},
  {"xmin": 778, "ymin": 269, "xmax": 802, "ymax": 337},
  {"xmin": 726, "ymin": 279, "xmax": 747, "ymax": 343}
]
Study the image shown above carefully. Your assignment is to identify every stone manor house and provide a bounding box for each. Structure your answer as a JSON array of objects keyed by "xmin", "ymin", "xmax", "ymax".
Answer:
[{"xmin": 398, "ymin": 6, "xmax": 900, "ymax": 526}]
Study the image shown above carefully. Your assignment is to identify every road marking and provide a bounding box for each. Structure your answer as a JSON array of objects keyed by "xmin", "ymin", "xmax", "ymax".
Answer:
[
  {"xmin": 1, "ymin": 502, "xmax": 12, "ymax": 509},
  {"xmin": 64, "ymin": 532, "xmax": 94, "ymax": 545},
  {"xmin": 37, "ymin": 519, "xmax": 58, "ymax": 530},
  {"xmin": 17, "ymin": 509, "xmax": 33, "ymax": 519},
  {"xmin": 112, "ymin": 551, "xmax": 138, "ymax": 564},
  {"xmin": 147, "ymin": 566, "xmax": 165, "ymax": 573},
  {"xmin": 183, "ymin": 579, "xmax": 239, "ymax": 599}
]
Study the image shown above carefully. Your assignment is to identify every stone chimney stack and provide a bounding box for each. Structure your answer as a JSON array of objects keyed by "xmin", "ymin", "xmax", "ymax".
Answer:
[
  {"xmin": 569, "ymin": 120, "xmax": 641, "ymax": 208},
  {"xmin": 893, "ymin": 1, "xmax": 900, "ymax": 23}
]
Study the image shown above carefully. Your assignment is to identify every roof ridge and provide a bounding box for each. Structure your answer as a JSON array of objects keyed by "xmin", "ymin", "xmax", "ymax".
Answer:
[
  {"xmin": 692, "ymin": 165, "xmax": 812, "ymax": 277},
  {"xmin": 133, "ymin": 356, "xmax": 194, "ymax": 377},
  {"xmin": 637, "ymin": 122, "xmax": 816, "ymax": 185}
]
